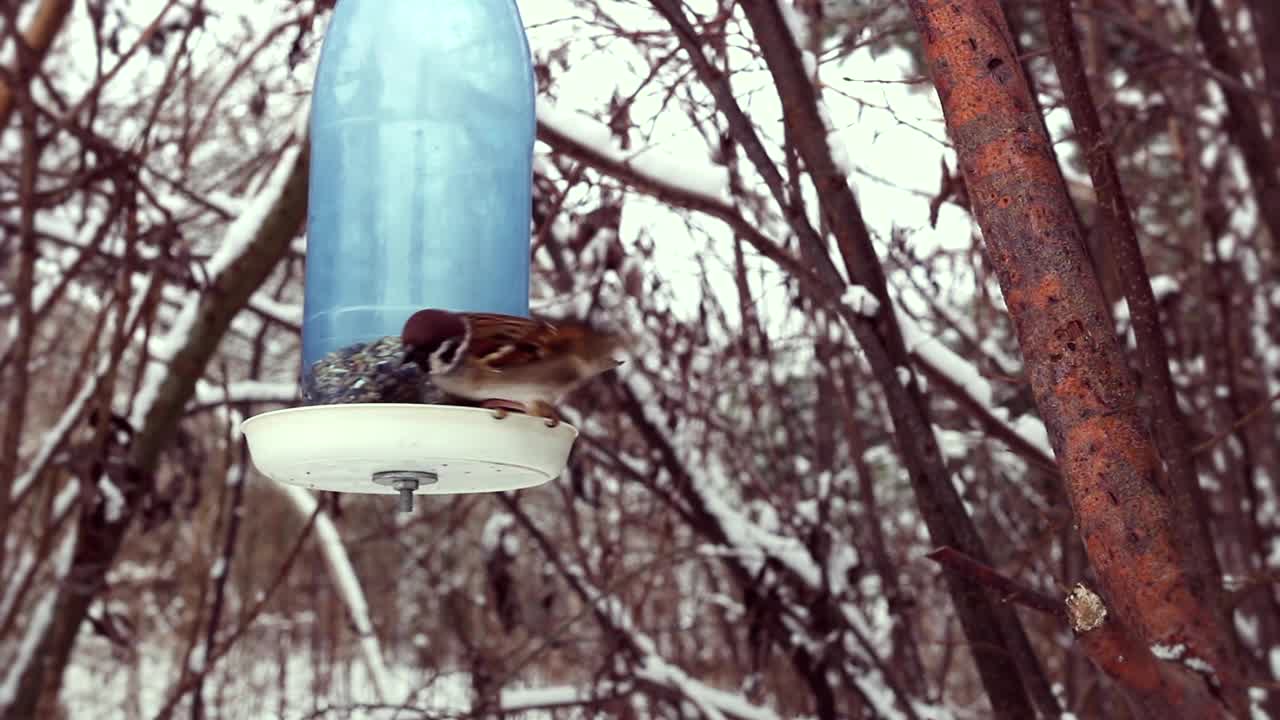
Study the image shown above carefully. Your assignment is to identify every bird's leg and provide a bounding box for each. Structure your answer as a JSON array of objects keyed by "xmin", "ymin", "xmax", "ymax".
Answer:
[
  {"xmin": 480, "ymin": 398, "xmax": 527, "ymax": 420},
  {"xmin": 527, "ymin": 400, "xmax": 562, "ymax": 428}
]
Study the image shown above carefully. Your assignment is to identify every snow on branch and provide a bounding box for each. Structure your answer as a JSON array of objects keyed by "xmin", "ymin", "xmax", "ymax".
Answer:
[
  {"xmin": 279, "ymin": 486, "xmax": 398, "ymax": 705},
  {"xmin": 248, "ymin": 293, "xmax": 302, "ymax": 329},
  {"xmin": 563, "ymin": 562, "xmax": 778, "ymax": 720},
  {"xmin": 537, "ymin": 104, "xmax": 729, "ymax": 203},
  {"xmin": 776, "ymin": 0, "xmax": 813, "ymax": 49},
  {"xmin": 622, "ymin": 380, "xmax": 840, "ymax": 598},
  {"xmin": 774, "ymin": 1, "xmax": 861, "ymax": 187},
  {"xmin": 0, "ymin": 484, "xmax": 77, "ymax": 626},
  {"xmin": 504, "ymin": 496, "xmax": 778, "ymax": 720},
  {"xmin": 612, "ymin": 376, "xmax": 938, "ymax": 717},
  {"xmin": 10, "ymin": 277, "xmax": 159, "ymax": 504},
  {"xmin": 129, "ymin": 126, "xmax": 308, "ymax": 436},
  {"xmin": 193, "ymin": 380, "xmax": 299, "ymax": 410},
  {"xmin": 536, "ymin": 102, "xmax": 825, "ymax": 291},
  {"xmin": 1, "ymin": 115, "xmax": 312, "ymax": 718},
  {"xmin": 842, "ymin": 284, "xmax": 881, "ymax": 317},
  {"xmin": 0, "ymin": 525, "xmax": 76, "ymax": 707},
  {"xmin": 896, "ymin": 309, "xmax": 1054, "ymax": 463},
  {"xmin": 696, "ymin": 457, "xmax": 931, "ymax": 719},
  {"xmin": 697, "ymin": 486, "xmax": 823, "ymax": 589},
  {"xmin": 499, "ymin": 684, "xmax": 632, "ymax": 712}
]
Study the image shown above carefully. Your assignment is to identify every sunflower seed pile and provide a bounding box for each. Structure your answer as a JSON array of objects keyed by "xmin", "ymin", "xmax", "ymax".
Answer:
[{"xmin": 301, "ymin": 335, "xmax": 447, "ymax": 406}]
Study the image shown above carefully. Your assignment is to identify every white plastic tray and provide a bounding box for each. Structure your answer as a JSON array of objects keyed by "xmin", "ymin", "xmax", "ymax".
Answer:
[{"xmin": 240, "ymin": 404, "xmax": 577, "ymax": 495}]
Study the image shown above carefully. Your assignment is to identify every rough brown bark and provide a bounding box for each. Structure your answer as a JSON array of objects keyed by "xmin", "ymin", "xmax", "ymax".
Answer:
[
  {"xmin": 1042, "ymin": 0, "xmax": 1223, "ymax": 587},
  {"xmin": 907, "ymin": 0, "xmax": 1248, "ymax": 715},
  {"xmin": 1069, "ymin": 585, "xmax": 1235, "ymax": 719}
]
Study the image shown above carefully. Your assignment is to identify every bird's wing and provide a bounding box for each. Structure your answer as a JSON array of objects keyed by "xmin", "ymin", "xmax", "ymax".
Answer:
[{"xmin": 461, "ymin": 313, "xmax": 593, "ymax": 371}]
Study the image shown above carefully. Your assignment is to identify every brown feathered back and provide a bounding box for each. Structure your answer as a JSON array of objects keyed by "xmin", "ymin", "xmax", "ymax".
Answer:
[
  {"xmin": 461, "ymin": 312, "xmax": 625, "ymax": 369},
  {"xmin": 403, "ymin": 308, "xmax": 627, "ymax": 382}
]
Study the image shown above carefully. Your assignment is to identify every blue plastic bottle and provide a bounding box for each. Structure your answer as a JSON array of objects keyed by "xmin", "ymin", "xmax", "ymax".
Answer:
[{"xmin": 302, "ymin": 0, "xmax": 536, "ymax": 381}]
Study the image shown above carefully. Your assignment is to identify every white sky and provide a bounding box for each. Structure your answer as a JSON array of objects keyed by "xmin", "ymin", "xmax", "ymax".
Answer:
[
  {"xmin": 39, "ymin": 0, "xmax": 1025, "ymax": 335},
  {"xmin": 517, "ymin": 0, "xmax": 978, "ymax": 331}
]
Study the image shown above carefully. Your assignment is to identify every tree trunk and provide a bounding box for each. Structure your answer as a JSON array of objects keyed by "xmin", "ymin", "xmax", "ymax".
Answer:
[{"xmin": 907, "ymin": 0, "xmax": 1250, "ymax": 715}]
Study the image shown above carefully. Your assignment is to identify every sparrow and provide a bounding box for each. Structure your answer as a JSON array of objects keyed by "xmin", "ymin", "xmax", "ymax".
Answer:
[{"xmin": 400, "ymin": 308, "xmax": 628, "ymax": 426}]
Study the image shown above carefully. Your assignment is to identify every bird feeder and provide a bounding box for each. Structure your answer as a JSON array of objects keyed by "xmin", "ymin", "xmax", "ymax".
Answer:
[{"xmin": 241, "ymin": 0, "xmax": 576, "ymax": 511}]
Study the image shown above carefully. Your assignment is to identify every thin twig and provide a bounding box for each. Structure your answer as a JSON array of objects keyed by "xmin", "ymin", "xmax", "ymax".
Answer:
[
  {"xmin": 1192, "ymin": 388, "xmax": 1280, "ymax": 455},
  {"xmin": 150, "ymin": 507, "xmax": 320, "ymax": 720},
  {"xmin": 0, "ymin": 75, "xmax": 41, "ymax": 578},
  {"xmin": 926, "ymin": 546, "xmax": 1065, "ymax": 619}
]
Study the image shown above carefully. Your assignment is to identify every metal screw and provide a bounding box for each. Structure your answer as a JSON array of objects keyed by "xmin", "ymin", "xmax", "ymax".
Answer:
[
  {"xmin": 392, "ymin": 478, "xmax": 417, "ymax": 511},
  {"xmin": 372, "ymin": 470, "xmax": 439, "ymax": 513}
]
